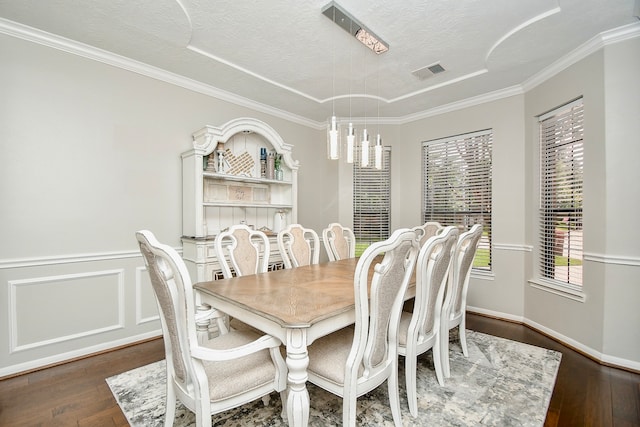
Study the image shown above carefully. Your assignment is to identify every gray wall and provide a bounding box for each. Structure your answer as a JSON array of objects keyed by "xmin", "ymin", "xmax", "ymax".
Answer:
[
  {"xmin": 1, "ymin": 32, "xmax": 638, "ymax": 375},
  {"xmin": 0, "ymin": 33, "xmax": 332, "ymax": 374}
]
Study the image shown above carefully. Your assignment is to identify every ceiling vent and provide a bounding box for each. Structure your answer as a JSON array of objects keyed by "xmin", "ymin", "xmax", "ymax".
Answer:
[{"xmin": 412, "ymin": 63, "xmax": 446, "ymax": 80}]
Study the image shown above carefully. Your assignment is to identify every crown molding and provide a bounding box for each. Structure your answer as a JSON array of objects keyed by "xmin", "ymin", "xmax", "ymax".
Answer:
[
  {"xmin": 0, "ymin": 18, "xmax": 324, "ymax": 130},
  {"xmin": 399, "ymin": 85, "xmax": 524, "ymax": 124},
  {"xmin": 2, "ymin": 17, "xmax": 638, "ymax": 130},
  {"xmin": 522, "ymin": 22, "xmax": 640, "ymax": 92}
]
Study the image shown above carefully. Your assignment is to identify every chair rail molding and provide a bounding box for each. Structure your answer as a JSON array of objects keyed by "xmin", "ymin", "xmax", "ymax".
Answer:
[
  {"xmin": 0, "ymin": 247, "xmax": 183, "ymax": 269},
  {"xmin": 583, "ymin": 252, "xmax": 640, "ymax": 266}
]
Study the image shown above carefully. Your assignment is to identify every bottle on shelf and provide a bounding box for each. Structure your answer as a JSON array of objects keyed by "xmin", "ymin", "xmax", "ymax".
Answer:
[
  {"xmin": 260, "ymin": 147, "xmax": 267, "ymax": 178},
  {"xmin": 266, "ymin": 151, "xmax": 275, "ymax": 180},
  {"xmin": 273, "ymin": 210, "xmax": 286, "ymax": 233}
]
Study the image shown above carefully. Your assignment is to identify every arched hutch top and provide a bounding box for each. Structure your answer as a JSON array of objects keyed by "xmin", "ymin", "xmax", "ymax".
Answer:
[{"xmin": 181, "ymin": 118, "xmax": 299, "ymax": 282}]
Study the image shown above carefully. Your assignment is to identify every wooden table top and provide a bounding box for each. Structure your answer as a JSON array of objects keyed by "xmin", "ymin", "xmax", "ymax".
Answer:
[
  {"xmin": 194, "ymin": 258, "xmax": 361, "ymax": 328},
  {"xmin": 194, "ymin": 257, "xmax": 416, "ymax": 329}
]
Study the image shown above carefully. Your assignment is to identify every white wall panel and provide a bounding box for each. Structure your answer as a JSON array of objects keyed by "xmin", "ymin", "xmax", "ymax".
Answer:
[
  {"xmin": 135, "ymin": 266, "xmax": 159, "ymax": 325},
  {"xmin": 9, "ymin": 270, "xmax": 124, "ymax": 352}
]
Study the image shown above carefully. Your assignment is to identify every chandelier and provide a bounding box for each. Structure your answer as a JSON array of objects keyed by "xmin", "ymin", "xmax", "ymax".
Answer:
[{"xmin": 323, "ymin": 1, "xmax": 388, "ymax": 169}]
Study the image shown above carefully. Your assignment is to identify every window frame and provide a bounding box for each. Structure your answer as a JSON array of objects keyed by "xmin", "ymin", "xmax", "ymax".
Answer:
[
  {"xmin": 421, "ymin": 129, "xmax": 493, "ymax": 272},
  {"xmin": 353, "ymin": 144, "xmax": 391, "ymax": 254},
  {"xmin": 530, "ymin": 98, "xmax": 585, "ymax": 301}
]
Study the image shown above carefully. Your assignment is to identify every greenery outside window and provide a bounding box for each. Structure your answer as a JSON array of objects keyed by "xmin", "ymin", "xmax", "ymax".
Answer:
[
  {"xmin": 538, "ymin": 98, "xmax": 583, "ymax": 287},
  {"xmin": 353, "ymin": 144, "xmax": 391, "ymax": 255},
  {"xmin": 421, "ymin": 129, "xmax": 493, "ymax": 271}
]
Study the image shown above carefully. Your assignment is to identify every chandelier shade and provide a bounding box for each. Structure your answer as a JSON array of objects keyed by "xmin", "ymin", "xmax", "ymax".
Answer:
[{"xmin": 327, "ymin": 115, "xmax": 340, "ymax": 159}]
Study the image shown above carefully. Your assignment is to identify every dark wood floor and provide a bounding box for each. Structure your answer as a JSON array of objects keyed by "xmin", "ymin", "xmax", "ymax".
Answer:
[{"xmin": 1, "ymin": 313, "xmax": 638, "ymax": 426}]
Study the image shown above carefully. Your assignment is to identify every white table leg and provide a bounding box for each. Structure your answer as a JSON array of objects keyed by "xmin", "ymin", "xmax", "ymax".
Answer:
[{"xmin": 285, "ymin": 328, "xmax": 310, "ymax": 427}]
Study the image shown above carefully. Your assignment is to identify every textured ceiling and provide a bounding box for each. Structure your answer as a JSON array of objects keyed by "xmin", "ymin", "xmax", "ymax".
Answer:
[{"xmin": 1, "ymin": 0, "xmax": 638, "ymax": 125}]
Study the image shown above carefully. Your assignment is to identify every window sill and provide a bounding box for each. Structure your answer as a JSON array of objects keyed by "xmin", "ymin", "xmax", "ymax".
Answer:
[{"xmin": 528, "ymin": 279, "xmax": 586, "ymax": 302}]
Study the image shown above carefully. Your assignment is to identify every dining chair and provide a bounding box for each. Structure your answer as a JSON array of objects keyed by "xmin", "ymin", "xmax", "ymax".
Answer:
[
  {"xmin": 306, "ymin": 228, "xmax": 419, "ymax": 427},
  {"xmin": 215, "ymin": 224, "xmax": 271, "ymax": 278},
  {"xmin": 322, "ymin": 222, "xmax": 356, "ymax": 261},
  {"xmin": 412, "ymin": 221, "xmax": 444, "ymax": 247},
  {"xmin": 136, "ymin": 230, "xmax": 287, "ymax": 427},
  {"xmin": 441, "ymin": 223, "xmax": 484, "ymax": 379},
  {"xmin": 397, "ymin": 226, "xmax": 458, "ymax": 417},
  {"xmin": 276, "ymin": 223, "xmax": 320, "ymax": 268}
]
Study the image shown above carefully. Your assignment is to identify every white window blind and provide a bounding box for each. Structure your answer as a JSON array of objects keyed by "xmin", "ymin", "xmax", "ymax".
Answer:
[
  {"xmin": 353, "ymin": 145, "xmax": 391, "ymax": 249},
  {"xmin": 539, "ymin": 98, "xmax": 583, "ymax": 286},
  {"xmin": 422, "ymin": 129, "xmax": 492, "ymax": 271}
]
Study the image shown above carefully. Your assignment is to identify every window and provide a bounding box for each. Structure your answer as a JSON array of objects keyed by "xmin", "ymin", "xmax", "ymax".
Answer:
[
  {"xmin": 538, "ymin": 98, "xmax": 583, "ymax": 287},
  {"xmin": 353, "ymin": 144, "xmax": 391, "ymax": 253},
  {"xmin": 421, "ymin": 129, "xmax": 492, "ymax": 271}
]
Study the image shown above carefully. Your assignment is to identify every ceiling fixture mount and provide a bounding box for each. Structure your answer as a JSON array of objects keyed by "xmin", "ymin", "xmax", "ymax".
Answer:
[{"xmin": 322, "ymin": 1, "xmax": 389, "ymax": 54}]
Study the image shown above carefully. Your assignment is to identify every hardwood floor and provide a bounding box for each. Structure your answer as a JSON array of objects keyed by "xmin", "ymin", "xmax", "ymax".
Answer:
[{"xmin": 0, "ymin": 313, "xmax": 638, "ymax": 426}]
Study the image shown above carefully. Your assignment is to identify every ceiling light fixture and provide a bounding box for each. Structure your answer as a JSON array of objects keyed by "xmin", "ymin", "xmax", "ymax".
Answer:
[
  {"xmin": 374, "ymin": 55, "xmax": 383, "ymax": 170},
  {"xmin": 321, "ymin": 1, "xmax": 389, "ymax": 55},
  {"xmin": 327, "ymin": 5, "xmax": 340, "ymax": 160},
  {"xmin": 321, "ymin": 1, "xmax": 387, "ymax": 167}
]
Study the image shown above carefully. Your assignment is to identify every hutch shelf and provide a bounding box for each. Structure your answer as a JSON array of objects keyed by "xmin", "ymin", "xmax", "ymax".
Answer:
[{"xmin": 181, "ymin": 117, "xmax": 299, "ymax": 282}]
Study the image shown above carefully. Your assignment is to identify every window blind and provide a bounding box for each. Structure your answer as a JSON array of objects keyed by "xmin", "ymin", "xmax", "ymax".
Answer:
[
  {"xmin": 422, "ymin": 129, "xmax": 492, "ymax": 271},
  {"xmin": 353, "ymin": 145, "xmax": 391, "ymax": 248},
  {"xmin": 539, "ymin": 99, "xmax": 583, "ymax": 286}
]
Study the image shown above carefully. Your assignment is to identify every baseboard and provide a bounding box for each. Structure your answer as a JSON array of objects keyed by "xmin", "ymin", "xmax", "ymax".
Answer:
[
  {"xmin": 467, "ymin": 306, "xmax": 640, "ymax": 373},
  {"xmin": 0, "ymin": 330, "xmax": 162, "ymax": 380}
]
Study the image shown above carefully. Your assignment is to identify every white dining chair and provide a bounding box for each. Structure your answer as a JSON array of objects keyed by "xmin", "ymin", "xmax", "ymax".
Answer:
[
  {"xmin": 397, "ymin": 225, "xmax": 458, "ymax": 416},
  {"xmin": 441, "ymin": 223, "xmax": 484, "ymax": 378},
  {"xmin": 306, "ymin": 228, "xmax": 419, "ymax": 427},
  {"xmin": 412, "ymin": 221, "xmax": 444, "ymax": 247},
  {"xmin": 215, "ymin": 224, "xmax": 271, "ymax": 333},
  {"xmin": 215, "ymin": 224, "xmax": 271, "ymax": 278},
  {"xmin": 136, "ymin": 230, "xmax": 287, "ymax": 427},
  {"xmin": 322, "ymin": 222, "xmax": 356, "ymax": 261},
  {"xmin": 276, "ymin": 223, "xmax": 320, "ymax": 268}
]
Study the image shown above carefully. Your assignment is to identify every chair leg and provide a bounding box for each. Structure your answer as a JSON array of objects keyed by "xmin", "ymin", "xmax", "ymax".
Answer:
[
  {"xmin": 432, "ymin": 338, "xmax": 445, "ymax": 386},
  {"xmin": 279, "ymin": 390, "xmax": 288, "ymax": 420},
  {"xmin": 195, "ymin": 399, "xmax": 212, "ymax": 427},
  {"xmin": 459, "ymin": 320, "xmax": 468, "ymax": 357},
  {"xmin": 405, "ymin": 353, "xmax": 418, "ymax": 417},
  {"xmin": 261, "ymin": 394, "xmax": 271, "ymax": 406},
  {"xmin": 164, "ymin": 383, "xmax": 177, "ymax": 427},
  {"xmin": 441, "ymin": 326, "xmax": 451, "ymax": 378},
  {"xmin": 388, "ymin": 366, "xmax": 403, "ymax": 427},
  {"xmin": 342, "ymin": 394, "xmax": 358, "ymax": 427}
]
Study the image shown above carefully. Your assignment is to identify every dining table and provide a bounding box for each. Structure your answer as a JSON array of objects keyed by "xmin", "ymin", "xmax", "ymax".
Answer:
[{"xmin": 194, "ymin": 257, "xmax": 415, "ymax": 427}]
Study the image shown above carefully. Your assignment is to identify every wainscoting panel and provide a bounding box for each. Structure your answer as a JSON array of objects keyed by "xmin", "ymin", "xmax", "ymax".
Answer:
[
  {"xmin": 135, "ymin": 266, "xmax": 159, "ymax": 325},
  {"xmin": 9, "ymin": 269, "xmax": 125, "ymax": 353},
  {"xmin": 0, "ymin": 250, "xmax": 165, "ymax": 378}
]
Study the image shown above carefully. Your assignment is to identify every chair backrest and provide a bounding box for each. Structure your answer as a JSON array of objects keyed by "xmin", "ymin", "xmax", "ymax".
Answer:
[
  {"xmin": 443, "ymin": 224, "xmax": 483, "ymax": 320},
  {"xmin": 322, "ymin": 223, "xmax": 356, "ymax": 261},
  {"xmin": 410, "ymin": 226, "xmax": 459, "ymax": 340},
  {"xmin": 136, "ymin": 230, "xmax": 201, "ymax": 396},
  {"xmin": 349, "ymin": 228, "xmax": 419, "ymax": 381},
  {"xmin": 215, "ymin": 224, "xmax": 270, "ymax": 278},
  {"xmin": 412, "ymin": 221, "xmax": 444, "ymax": 247},
  {"xmin": 276, "ymin": 223, "xmax": 320, "ymax": 268}
]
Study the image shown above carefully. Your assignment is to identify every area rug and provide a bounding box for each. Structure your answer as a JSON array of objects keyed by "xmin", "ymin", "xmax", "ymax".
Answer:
[{"xmin": 106, "ymin": 330, "xmax": 561, "ymax": 426}]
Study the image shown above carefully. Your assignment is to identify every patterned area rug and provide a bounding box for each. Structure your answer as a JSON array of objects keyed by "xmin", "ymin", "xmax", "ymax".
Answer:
[{"xmin": 106, "ymin": 331, "xmax": 561, "ymax": 426}]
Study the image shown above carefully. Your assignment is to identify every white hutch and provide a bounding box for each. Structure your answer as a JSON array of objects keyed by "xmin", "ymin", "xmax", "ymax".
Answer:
[{"xmin": 181, "ymin": 117, "xmax": 299, "ymax": 282}]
